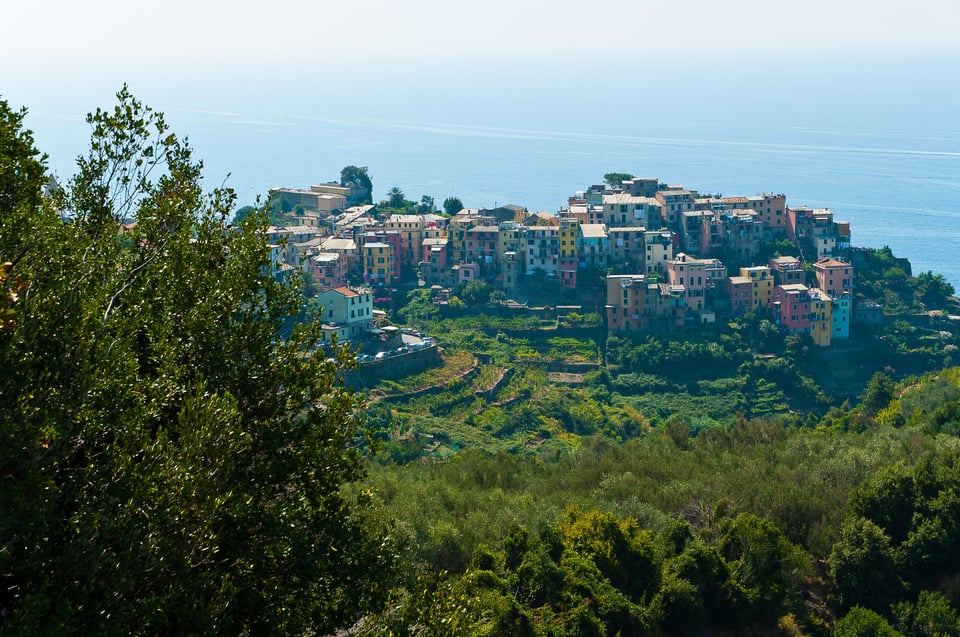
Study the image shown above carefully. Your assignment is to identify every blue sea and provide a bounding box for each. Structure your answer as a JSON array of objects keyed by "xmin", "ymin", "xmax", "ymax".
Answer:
[{"xmin": 10, "ymin": 57, "xmax": 960, "ymax": 290}]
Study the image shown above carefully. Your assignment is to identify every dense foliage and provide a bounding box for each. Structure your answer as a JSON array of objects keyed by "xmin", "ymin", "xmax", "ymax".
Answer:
[
  {"xmin": 0, "ymin": 90, "xmax": 397, "ymax": 635},
  {"xmin": 358, "ymin": 280, "xmax": 960, "ymax": 634},
  {"xmin": 358, "ymin": 373, "xmax": 960, "ymax": 634}
]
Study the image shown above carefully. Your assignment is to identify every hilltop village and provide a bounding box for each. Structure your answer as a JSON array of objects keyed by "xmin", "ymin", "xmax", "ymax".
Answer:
[{"xmin": 267, "ymin": 175, "xmax": 862, "ymax": 349}]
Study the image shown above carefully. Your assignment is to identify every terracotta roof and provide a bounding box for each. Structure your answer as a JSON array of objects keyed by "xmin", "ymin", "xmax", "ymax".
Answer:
[{"xmin": 815, "ymin": 258, "xmax": 849, "ymax": 267}]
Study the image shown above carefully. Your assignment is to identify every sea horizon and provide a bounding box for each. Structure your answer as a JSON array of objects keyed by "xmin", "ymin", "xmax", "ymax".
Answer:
[{"xmin": 6, "ymin": 56, "xmax": 960, "ymax": 291}]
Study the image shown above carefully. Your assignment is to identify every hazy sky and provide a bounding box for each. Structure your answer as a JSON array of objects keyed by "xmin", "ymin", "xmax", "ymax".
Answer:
[
  {"xmin": 6, "ymin": 0, "xmax": 960, "ymax": 74},
  {"xmin": 6, "ymin": 0, "xmax": 960, "ymax": 176}
]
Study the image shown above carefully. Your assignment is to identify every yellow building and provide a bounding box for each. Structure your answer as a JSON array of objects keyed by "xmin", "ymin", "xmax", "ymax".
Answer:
[
  {"xmin": 363, "ymin": 242, "xmax": 393, "ymax": 286},
  {"xmin": 809, "ymin": 288, "xmax": 833, "ymax": 347},
  {"xmin": 643, "ymin": 230, "xmax": 674, "ymax": 275},
  {"xmin": 498, "ymin": 222, "xmax": 524, "ymax": 261},
  {"xmin": 740, "ymin": 265, "xmax": 773, "ymax": 310},
  {"xmin": 559, "ymin": 218, "xmax": 578, "ymax": 260},
  {"xmin": 447, "ymin": 223, "xmax": 469, "ymax": 266}
]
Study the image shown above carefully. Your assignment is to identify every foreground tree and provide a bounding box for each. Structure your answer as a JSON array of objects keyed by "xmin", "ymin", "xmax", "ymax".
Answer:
[{"xmin": 0, "ymin": 89, "xmax": 397, "ymax": 635}]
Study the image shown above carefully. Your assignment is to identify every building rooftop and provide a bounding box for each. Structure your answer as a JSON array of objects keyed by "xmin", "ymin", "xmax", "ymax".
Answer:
[
  {"xmin": 601, "ymin": 193, "xmax": 657, "ymax": 205},
  {"xmin": 332, "ymin": 286, "xmax": 361, "ymax": 297},
  {"xmin": 815, "ymin": 258, "xmax": 850, "ymax": 268},
  {"xmin": 770, "ymin": 256, "xmax": 802, "ymax": 268},
  {"xmin": 388, "ymin": 214, "xmax": 425, "ymax": 224},
  {"xmin": 321, "ymin": 237, "xmax": 357, "ymax": 251},
  {"xmin": 580, "ymin": 224, "xmax": 608, "ymax": 238}
]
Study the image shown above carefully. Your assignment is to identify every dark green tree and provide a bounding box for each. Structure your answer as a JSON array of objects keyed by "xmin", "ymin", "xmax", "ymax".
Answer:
[
  {"xmin": 893, "ymin": 590, "xmax": 960, "ymax": 637},
  {"xmin": 916, "ymin": 271, "xmax": 955, "ymax": 309},
  {"xmin": 0, "ymin": 89, "xmax": 396, "ymax": 635},
  {"xmin": 339, "ymin": 165, "xmax": 372, "ymax": 204},
  {"xmin": 455, "ymin": 280, "xmax": 495, "ymax": 306},
  {"xmin": 232, "ymin": 204, "xmax": 257, "ymax": 224},
  {"xmin": 717, "ymin": 513, "xmax": 809, "ymax": 624},
  {"xmin": 830, "ymin": 517, "xmax": 905, "ymax": 612},
  {"xmin": 416, "ymin": 194, "xmax": 435, "ymax": 213},
  {"xmin": 339, "ymin": 164, "xmax": 372, "ymax": 195},
  {"xmin": 864, "ymin": 371, "xmax": 898, "ymax": 417},
  {"xmin": 603, "ymin": 172, "xmax": 634, "ymax": 187},
  {"xmin": 835, "ymin": 607, "xmax": 905, "ymax": 637},
  {"xmin": 386, "ymin": 186, "xmax": 406, "ymax": 209},
  {"xmin": 443, "ymin": 196, "xmax": 464, "ymax": 215}
]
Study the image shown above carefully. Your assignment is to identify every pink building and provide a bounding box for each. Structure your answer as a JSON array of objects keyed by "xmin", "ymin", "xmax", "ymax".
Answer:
[
  {"xmin": 772, "ymin": 284, "xmax": 812, "ymax": 333},
  {"xmin": 813, "ymin": 258, "xmax": 854, "ymax": 297},
  {"xmin": 421, "ymin": 237, "xmax": 448, "ymax": 269},
  {"xmin": 309, "ymin": 252, "xmax": 347, "ymax": 290},
  {"xmin": 559, "ymin": 257, "xmax": 578, "ymax": 289},
  {"xmin": 667, "ymin": 253, "xmax": 707, "ymax": 312}
]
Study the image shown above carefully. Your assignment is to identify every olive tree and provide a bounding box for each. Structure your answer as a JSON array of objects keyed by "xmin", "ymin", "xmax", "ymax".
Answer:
[{"xmin": 0, "ymin": 88, "xmax": 397, "ymax": 635}]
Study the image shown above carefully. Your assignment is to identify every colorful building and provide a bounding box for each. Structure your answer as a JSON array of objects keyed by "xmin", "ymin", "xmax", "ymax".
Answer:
[
  {"xmin": 601, "ymin": 193, "xmax": 660, "ymax": 227},
  {"xmin": 717, "ymin": 210, "xmax": 762, "ymax": 262},
  {"xmin": 315, "ymin": 286, "xmax": 374, "ymax": 343},
  {"xmin": 643, "ymin": 229, "xmax": 675, "ymax": 275},
  {"xmin": 808, "ymin": 287, "xmax": 833, "ymax": 347},
  {"xmin": 309, "ymin": 252, "xmax": 347, "ymax": 290},
  {"xmin": 525, "ymin": 225, "xmax": 560, "ymax": 276},
  {"xmin": 667, "ymin": 253, "xmax": 708, "ymax": 312},
  {"xmin": 813, "ymin": 258, "xmax": 854, "ymax": 298},
  {"xmin": 740, "ymin": 265, "xmax": 774, "ymax": 310},
  {"xmin": 363, "ymin": 241, "xmax": 394, "ymax": 286},
  {"xmin": 831, "ymin": 293, "xmax": 851, "ymax": 340},
  {"xmin": 772, "ymin": 284, "xmax": 812, "ymax": 333},
  {"xmin": 608, "ymin": 227, "xmax": 647, "ymax": 272},
  {"xmin": 606, "ymin": 274, "xmax": 649, "ymax": 332},
  {"xmin": 769, "ymin": 256, "xmax": 804, "ymax": 287},
  {"xmin": 466, "ymin": 225, "xmax": 500, "ymax": 278},
  {"xmin": 655, "ymin": 189, "xmax": 695, "ymax": 228},
  {"xmin": 578, "ymin": 224, "xmax": 608, "ymax": 269},
  {"xmin": 726, "ymin": 276, "xmax": 753, "ymax": 315}
]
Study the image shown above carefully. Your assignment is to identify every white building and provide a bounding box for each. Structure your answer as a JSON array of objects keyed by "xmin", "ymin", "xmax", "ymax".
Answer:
[{"xmin": 315, "ymin": 286, "xmax": 374, "ymax": 343}]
